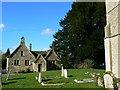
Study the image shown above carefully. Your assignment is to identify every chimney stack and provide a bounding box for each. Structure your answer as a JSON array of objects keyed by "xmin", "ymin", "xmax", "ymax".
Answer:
[{"xmin": 29, "ymin": 43, "xmax": 32, "ymax": 51}]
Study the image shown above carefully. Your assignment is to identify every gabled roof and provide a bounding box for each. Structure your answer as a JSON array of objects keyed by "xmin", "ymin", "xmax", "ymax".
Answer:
[
  {"xmin": 8, "ymin": 40, "xmax": 59, "ymax": 62},
  {"xmin": 30, "ymin": 50, "xmax": 48, "ymax": 58},
  {"xmin": 31, "ymin": 49, "xmax": 52, "ymax": 58},
  {"xmin": 30, "ymin": 51, "xmax": 38, "ymax": 58},
  {"xmin": 34, "ymin": 54, "xmax": 46, "ymax": 64},
  {"xmin": 45, "ymin": 49, "xmax": 60, "ymax": 61},
  {"xmin": 9, "ymin": 45, "xmax": 21, "ymax": 58}
]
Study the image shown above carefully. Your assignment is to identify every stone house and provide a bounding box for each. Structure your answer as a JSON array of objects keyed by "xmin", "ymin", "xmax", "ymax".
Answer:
[{"xmin": 6, "ymin": 37, "xmax": 60, "ymax": 73}]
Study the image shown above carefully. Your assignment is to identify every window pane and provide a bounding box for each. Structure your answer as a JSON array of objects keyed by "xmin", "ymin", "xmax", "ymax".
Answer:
[
  {"xmin": 14, "ymin": 60, "xmax": 16, "ymax": 65},
  {"xmin": 14, "ymin": 60, "xmax": 19, "ymax": 65},
  {"xmin": 21, "ymin": 51, "xmax": 24, "ymax": 56},
  {"xmin": 25, "ymin": 60, "xmax": 29, "ymax": 66},
  {"xmin": 17, "ymin": 60, "xmax": 19, "ymax": 65}
]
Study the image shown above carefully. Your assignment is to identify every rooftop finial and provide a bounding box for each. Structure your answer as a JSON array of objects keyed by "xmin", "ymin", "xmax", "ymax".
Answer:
[{"xmin": 20, "ymin": 36, "xmax": 25, "ymax": 45}]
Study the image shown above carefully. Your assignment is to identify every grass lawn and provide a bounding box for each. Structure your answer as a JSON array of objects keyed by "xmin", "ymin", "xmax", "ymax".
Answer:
[{"xmin": 2, "ymin": 69, "xmax": 105, "ymax": 88}]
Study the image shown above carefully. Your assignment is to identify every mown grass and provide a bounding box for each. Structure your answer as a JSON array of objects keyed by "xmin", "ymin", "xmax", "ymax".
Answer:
[{"xmin": 2, "ymin": 69, "xmax": 105, "ymax": 88}]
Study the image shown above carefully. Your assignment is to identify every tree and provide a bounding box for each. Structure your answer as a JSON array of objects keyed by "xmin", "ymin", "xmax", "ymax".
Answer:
[
  {"xmin": 2, "ymin": 48, "xmax": 10, "ymax": 69},
  {"xmin": 0, "ymin": 50, "xmax": 2, "ymax": 70},
  {"xmin": 51, "ymin": 2, "xmax": 106, "ymax": 69}
]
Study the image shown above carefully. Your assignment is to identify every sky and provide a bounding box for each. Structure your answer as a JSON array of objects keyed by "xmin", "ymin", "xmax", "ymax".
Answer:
[{"xmin": 1, "ymin": 2, "xmax": 73, "ymax": 53}]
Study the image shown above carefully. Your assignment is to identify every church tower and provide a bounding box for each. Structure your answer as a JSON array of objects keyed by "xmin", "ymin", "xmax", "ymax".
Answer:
[{"xmin": 104, "ymin": 0, "xmax": 120, "ymax": 88}]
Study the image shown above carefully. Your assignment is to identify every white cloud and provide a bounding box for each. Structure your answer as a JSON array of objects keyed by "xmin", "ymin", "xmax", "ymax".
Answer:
[
  {"xmin": 41, "ymin": 28, "xmax": 53, "ymax": 35},
  {"xmin": 0, "ymin": 24, "xmax": 5, "ymax": 32},
  {"xmin": 0, "ymin": 24, "xmax": 5, "ymax": 29}
]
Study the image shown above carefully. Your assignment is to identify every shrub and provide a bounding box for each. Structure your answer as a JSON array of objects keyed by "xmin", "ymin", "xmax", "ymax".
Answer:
[{"xmin": 73, "ymin": 59, "xmax": 94, "ymax": 69}]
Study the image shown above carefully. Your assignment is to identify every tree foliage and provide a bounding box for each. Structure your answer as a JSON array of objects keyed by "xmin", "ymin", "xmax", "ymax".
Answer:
[
  {"xmin": 51, "ymin": 2, "xmax": 106, "ymax": 69},
  {"xmin": 2, "ymin": 48, "xmax": 10, "ymax": 69},
  {"xmin": 0, "ymin": 50, "xmax": 2, "ymax": 69}
]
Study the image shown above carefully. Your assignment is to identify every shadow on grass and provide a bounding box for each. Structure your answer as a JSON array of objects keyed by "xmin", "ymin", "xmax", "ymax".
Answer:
[
  {"xmin": 7, "ymin": 77, "xmax": 26, "ymax": 80},
  {"xmin": 2, "ymin": 81, "xmax": 17, "ymax": 85},
  {"xmin": 42, "ymin": 78, "xmax": 52, "ymax": 82},
  {"xmin": 68, "ymin": 75, "xmax": 73, "ymax": 77}
]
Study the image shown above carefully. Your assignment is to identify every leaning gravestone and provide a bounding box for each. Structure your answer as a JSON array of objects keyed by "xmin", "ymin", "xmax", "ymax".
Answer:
[
  {"xmin": 104, "ymin": 74, "xmax": 114, "ymax": 88},
  {"xmin": 63, "ymin": 69, "xmax": 67, "ymax": 78},
  {"xmin": 0, "ymin": 73, "xmax": 1, "ymax": 89},
  {"xmin": 38, "ymin": 73, "xmax": 42, "ymax": 83}
]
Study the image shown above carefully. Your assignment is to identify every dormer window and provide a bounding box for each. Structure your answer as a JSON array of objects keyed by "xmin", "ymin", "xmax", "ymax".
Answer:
[{"xmin": 21, "ymin": 51, "xmax": 24, "ymax": 56}]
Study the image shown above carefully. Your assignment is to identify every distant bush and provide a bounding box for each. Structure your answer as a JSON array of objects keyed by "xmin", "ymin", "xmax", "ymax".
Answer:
[{"xmin": 73, "ymin": 59, "xmax": 94, "ymax": 69}]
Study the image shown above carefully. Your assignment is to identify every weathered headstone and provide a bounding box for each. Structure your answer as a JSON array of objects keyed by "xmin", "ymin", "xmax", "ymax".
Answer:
[
  {"xmin": 97, "ymin": 76, "xmax": 103, "ymax": 87},
  {"xmin": 61, "ymin": 64, "xmax": 64, "ymax": 77},
  {"xmin": 38, "ymin": 73, "xmax": 42, "ymax": 83},
  {"xmin": 63, "ymin": 69, "xmax": 67, "ymax": 78},
  {"xmin": 103, "ymin": 74, "xmax": 113, "ymax": 88}
]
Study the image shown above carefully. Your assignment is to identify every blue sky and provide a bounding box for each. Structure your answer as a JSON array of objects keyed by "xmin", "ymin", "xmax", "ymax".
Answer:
[{"xmin": 1, "ymin": 2, "xmax": 73, "ymax": 53}]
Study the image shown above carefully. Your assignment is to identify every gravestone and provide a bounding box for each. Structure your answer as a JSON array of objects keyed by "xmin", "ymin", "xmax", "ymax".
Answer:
[
  {"xmin": 35, "ymin": 76, "xmax": 38, "ymax": 80},
  {"xmin": 104, "ymin": 0, "xmax": 120, "ymax": 89},
  {"xmin": 103, "ymin": 74, "xmax": 113, "ymax": 88},
  {"xmin": 61, "ymin": 64, "xmax": 64, "ymax": 77},
  {"xmin": 63, "ymin": 69, "xmax": 67, "ymax": 78},
  {"xmin": 38, "ymin": 73, "xmax": 42, "ymax": 83},
  {"xmin": 97, "ymin": 76, "xmax": 103, "ymax": 87}
]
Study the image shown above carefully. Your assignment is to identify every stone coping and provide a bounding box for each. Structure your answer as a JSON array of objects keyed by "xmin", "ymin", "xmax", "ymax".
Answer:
[
  {"xmin": 40, "ymin": 78, "xmax": 96, "ymax": 86},
  {"xmin": 74, "ymin": 78, "xmax": 96, "ymax": 83},
  {"xmin": 41, "ymin": 82, "xmax": 73, "ymax": 86}
]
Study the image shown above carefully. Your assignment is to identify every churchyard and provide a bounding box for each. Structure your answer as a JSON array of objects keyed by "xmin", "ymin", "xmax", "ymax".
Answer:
[
  {"xmin": 2, "ymin": 69, "xmax": 105, "ymax": 88},
  {"xmin": 1, "ymin": 0, "xmax": 120, "ymax": 89}
]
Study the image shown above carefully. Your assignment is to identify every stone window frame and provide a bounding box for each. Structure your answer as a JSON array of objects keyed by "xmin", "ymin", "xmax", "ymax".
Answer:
[
  {"xmin": 25, "ymin": 60, "xmax": 30, "ymax": 66},
  {"xmin": 21, "ymin": 51, "xmax": 24, "ymax": 56},
  {"xmin": 14, "ymin": 60, "xmax": 19, "ymax": 66}
]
